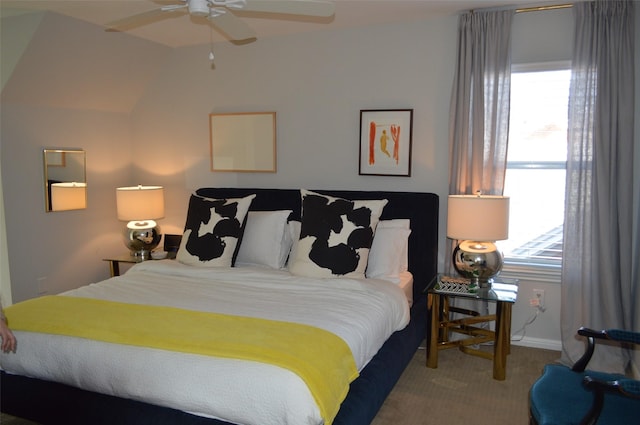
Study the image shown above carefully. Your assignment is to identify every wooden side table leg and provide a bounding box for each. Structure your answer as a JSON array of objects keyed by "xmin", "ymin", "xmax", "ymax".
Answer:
[
  {"xmin": 441, "ymin": 296, "xmax": 450, "ymax": 343},
  {"xmin": 427, "ymin": 293, "xmax": 440, "ymax": 368},
  {"xmin": 493, "ymin": 301, "xmax": 510, "ymax": 380}
]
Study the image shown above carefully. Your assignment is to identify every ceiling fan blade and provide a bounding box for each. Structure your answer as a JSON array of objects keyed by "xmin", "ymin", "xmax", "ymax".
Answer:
[
  {"xmin": 241, "ymin": 0, "xmax": 335, "ymax": 17},
  {"xmin": 105, "ymin": 5, "xmax": 187, "ymax": 31},
  {"xmin": 209, "ymin": 11, "xmax": 257, "ymax": 41}
]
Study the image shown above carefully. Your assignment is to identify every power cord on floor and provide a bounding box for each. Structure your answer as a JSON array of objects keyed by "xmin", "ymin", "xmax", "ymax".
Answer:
[{"xmin": 511, "ymin": 308, "xmax": 541, "ymax": 342}]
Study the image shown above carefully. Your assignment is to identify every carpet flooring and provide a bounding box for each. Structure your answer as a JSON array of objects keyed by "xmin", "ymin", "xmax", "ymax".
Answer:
[
  {"xmin": 372, "ymin": 344, "xmax": 560, "ymax": 425},
  {"xmin": 1, "ymin": 344, "xmax": 559, "ymax": 425}
]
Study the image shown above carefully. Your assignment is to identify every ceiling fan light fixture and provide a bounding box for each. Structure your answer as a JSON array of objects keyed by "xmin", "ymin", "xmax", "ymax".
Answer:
[{"xmin": 188, "ymin": 0, "xmax": 211, "ymax": 16}]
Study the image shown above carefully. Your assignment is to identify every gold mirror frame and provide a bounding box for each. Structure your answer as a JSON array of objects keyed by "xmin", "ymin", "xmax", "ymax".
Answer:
[
  {"xmin": 209, "ymin": 112, "xmax": 277, "ymax": 173},
  {"xmin": 43, "ymin": 149, "xmax": 87, "ymax": 212}
]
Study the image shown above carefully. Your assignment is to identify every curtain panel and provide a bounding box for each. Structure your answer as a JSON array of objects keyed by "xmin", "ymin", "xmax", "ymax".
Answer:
[
  {"xmin": 0, "ymin": 146, "xmax": 12, "ymax": 307},
  {"xmin": 448, "ymin": 9, "xmax": 513, "ymax": 197},
  {"xmin": 446, "ymin": 9, "xmax": 514, "ymax": 274},
  {"xmin": 562, "ymin": 0, "xmax": 637, "ymax": 376}
]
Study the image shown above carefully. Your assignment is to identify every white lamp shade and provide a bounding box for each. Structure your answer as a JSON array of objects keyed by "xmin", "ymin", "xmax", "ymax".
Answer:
[
  {"xmin": 447, "ymin": 195, "xmax": 509, "ymax": 241},
  {"xmin": 116, "ymin": 185, "xmax": 164, "ymax": 221},
  {"xmin": 51, "ymin": 182, "xmax": 87, "ymax": 211}
]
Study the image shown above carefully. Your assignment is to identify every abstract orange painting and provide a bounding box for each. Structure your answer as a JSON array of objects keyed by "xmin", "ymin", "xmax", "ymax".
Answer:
[{"xmin": 359, "ymin": 109, "xmax": 413, "ymax": 176}]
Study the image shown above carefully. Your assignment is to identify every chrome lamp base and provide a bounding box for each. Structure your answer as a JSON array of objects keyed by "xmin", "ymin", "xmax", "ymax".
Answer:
[
  {"xmin": 123, "ymin": 220, "xmax": 161, "ymax": 261},
  {"xmin": 452, "ymin": 240, "xmax": 504, "ymax": 288}
]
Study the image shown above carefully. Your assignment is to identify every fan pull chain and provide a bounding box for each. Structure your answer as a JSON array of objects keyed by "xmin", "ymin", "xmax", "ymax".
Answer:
[{"xmin": 209, "ymin": 25, "xmax": 215, "ymax": 63}]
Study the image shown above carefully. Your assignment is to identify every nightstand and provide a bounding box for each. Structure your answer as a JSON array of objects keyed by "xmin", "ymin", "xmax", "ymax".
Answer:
[
  {"xmin": 102, "ymin": 254, "xmax": 143, "ymax": 277},
  {"xmin": 426, "ymin": 274, "xmax": 518, "ymax": 380}
]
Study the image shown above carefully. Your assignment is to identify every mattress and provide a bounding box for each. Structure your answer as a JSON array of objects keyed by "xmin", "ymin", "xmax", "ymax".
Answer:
[
  {"xmin": 1, "ymin": 260, "xmax": 409, "ymax": 425},
  {"xmin": 398, "ymin": 271, "xmax": 414, "ymax": 307}
]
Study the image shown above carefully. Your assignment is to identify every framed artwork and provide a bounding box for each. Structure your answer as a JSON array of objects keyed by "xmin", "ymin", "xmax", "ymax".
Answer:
[
  {"xmin": 359, "ymin": 109, "xmax": 413, "ymax": 177},
  {"xmin": 46, "ymin": 151, "xmax": 66, "ymax": 167},
  {"xmin": 210, "ymin": 112, "xmax": 277, "ymax": 173}
]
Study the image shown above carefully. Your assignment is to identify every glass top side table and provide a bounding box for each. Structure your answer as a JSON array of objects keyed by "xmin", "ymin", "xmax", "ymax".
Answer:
[
  {"xmin": 102, "ymin": 254, "xmax": 143, "ymax": 277},
  {"xmin": 426, "ymin": 274, "xmax": 519, "ymax": 380}
]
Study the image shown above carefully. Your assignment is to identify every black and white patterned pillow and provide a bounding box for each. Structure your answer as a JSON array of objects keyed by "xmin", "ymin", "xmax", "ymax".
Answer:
[
  {"xmin": 288, "ymin": 190, "xmax": 388, "ymax": 278},
  {"xmin": 176, "ymin": 193, "xmax": 255, "ymax": 267}
]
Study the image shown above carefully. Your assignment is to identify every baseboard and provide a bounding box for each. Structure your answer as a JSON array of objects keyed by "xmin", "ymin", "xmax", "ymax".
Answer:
[{"xmin": 511, "ymin": 336, "xmax": 562, "ymax": 351}]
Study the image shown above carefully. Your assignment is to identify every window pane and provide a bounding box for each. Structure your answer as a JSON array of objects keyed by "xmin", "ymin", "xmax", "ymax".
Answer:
[
  {"xmin": 501, "ymin": 169, "xmax": 565, "ymax": 264},
  {"xmin": 500, "ymin": 68, "xmax": 570, "ymax": 266}
]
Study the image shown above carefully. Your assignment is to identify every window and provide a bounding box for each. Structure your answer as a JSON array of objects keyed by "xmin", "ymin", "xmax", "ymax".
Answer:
[{"xmin": 499, "ymin": 63, "xmax": 570, "ymax": 279}]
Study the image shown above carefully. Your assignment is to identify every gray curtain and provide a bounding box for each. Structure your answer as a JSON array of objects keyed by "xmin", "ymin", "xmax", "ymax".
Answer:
[
  {"xmin": 0, "ymin": 144, "xmax": 12, "ymax": 307},
  {"xmin": 449, "ymin": 10, "xmax": 513, "ymax": 195},
  {"xmin": 561, "ymin": 0, "xmax": 637, "ymax": 376},
  {"xmin": 447, "ymin": 9, "xmax": 514, "ymax": 274}
]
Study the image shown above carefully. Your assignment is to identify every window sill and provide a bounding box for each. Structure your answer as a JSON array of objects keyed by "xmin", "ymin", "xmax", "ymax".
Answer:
[{"xmin": 499, "ymin": 262, "xmax": 561, "ymax": 284}]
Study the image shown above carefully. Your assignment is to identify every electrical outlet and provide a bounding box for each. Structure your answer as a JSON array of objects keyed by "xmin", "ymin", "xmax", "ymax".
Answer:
[
  {"xmin": 37, "ymin": 276, "xmax": 48, "ymax": 295},
  {"xmin": 530, "ymin": 289, "xmax": 546, "ymax": 312}
]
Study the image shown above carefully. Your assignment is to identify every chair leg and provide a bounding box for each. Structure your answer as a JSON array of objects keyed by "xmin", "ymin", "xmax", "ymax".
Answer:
[{"xmin": 579, "ymin": 390, "xmax": 604, "ymax": 425}]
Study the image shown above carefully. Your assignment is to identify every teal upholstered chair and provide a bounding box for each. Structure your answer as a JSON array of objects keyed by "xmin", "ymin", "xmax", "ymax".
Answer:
[{"xmin": 529, "ymin": 327, "xmax": 640, "ymax": 425}]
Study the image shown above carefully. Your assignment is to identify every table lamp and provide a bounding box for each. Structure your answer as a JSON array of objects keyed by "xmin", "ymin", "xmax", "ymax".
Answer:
[
  {"xmin": 116, "ymin": 185, "xmax": 164, "ymax": 260},
  {"xmin": 51, "ymin": 182, "xmax": 87, "ymax": 211},
  {"xmin": 447, "ymin": 194, "xmax": 510, "ymax": 288}
]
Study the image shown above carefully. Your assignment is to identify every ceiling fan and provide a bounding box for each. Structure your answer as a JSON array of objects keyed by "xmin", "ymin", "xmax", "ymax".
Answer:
[{"xmin": 106, "ymin": 0, "xmax": 336, "ymax": 42}]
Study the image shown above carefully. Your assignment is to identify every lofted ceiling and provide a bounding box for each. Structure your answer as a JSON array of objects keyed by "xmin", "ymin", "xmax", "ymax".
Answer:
[{"xmin": 0, "ymin": 0, "xmax": 553, "ymax": 48}]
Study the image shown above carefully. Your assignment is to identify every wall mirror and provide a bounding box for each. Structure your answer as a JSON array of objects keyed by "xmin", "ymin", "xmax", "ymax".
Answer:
[{"xmin": 43, "ymin": 149, "xmax": 87, "ymax": 212}]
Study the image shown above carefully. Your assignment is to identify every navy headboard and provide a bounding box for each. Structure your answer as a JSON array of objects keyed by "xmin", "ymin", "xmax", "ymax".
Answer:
[{"xmin": 194, "ymin": 188, "xmax": 439, "ymax": 301}]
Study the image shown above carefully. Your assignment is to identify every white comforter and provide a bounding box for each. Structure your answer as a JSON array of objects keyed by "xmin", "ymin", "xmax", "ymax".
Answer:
[{"xmin": 1, "ymin": 260, "xmax": 409, "ymax": 425}]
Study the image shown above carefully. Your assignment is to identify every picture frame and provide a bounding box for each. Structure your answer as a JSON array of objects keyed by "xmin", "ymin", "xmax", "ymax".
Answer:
[
  {"xmin": 209, "ymin": 112, "xmax": 277, "ymax": 173},
  {"xmin": 45, "ymin": 150, "xmax": 66, "ymax": 167},
  {"xmin": 359, "ymin": 109, "xmax": 413, "ymax": 177}
]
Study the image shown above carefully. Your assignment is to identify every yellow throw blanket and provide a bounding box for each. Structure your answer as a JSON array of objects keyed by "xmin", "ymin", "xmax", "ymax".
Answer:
[{"xmin": 5, "ymin": 296, "xmax": 359, "ymax": 424}]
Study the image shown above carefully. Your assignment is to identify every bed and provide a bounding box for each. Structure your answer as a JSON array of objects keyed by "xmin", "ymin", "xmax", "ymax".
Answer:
[{"xmin": 1, "ymin": 188, "xmax": 439, "ymax": 425}]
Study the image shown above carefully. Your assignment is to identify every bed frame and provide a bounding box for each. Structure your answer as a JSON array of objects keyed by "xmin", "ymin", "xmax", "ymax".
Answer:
[{"xmin": 1, "ymin": 188, "xmax": 439, "ymax": 425}]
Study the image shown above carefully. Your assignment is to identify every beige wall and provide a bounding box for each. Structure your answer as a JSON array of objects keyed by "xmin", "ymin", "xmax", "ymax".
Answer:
[
  {"xmin": 0, "ymin": 12, "xmax": 170, "ymax": 301},
  {"xmin": 128, "ymin": 17, "xmax": 456, "ymax": 241},
  {"xmin": 4, "ymin": 6, "xmax": 634, "ymax": 349}
]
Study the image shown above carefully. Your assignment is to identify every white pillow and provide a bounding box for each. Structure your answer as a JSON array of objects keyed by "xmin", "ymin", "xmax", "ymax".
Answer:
[
  {"xmin": 287, "ymin": 220, "xmax": 301, "ymax": 269},
  {"xmin": 377, "ymin": 219, "xmax": 410, "ymax": 229},
  {"xmin": 236, "ymin": 210, "xmax": 293, "ymax": 269},
  {"xmin": 366, "ymin": 226, "xmax": 412, "ymax": 284},
  {"xmin": 288, "ymin": 190, "xmax": 388, "ymax": 279},
  {"xmin": 376, "ymin": 219, "xmax": 410, "ymax": 272}
]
